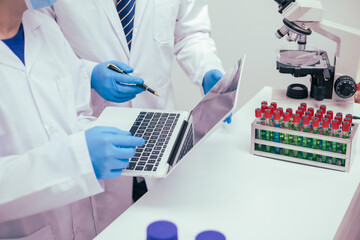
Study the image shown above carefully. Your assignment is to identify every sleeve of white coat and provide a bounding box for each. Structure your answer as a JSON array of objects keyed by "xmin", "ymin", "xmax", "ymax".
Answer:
[
  {"xmin": 0, "ymin": 131, "xmax": 103, "ymax": 223},
  {"xmin": 174, "ymin": 0, "xmax": 225, "ymax": 93}
]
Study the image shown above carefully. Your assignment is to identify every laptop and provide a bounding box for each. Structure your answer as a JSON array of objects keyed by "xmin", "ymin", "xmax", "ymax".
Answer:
[{"xmin": 95, "ymin": 56, "xmax": 246, "ymax": 178}]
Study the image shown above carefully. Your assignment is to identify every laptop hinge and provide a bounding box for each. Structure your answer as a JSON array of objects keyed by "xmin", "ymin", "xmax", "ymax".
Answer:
[{"xmin": 167, "ymin": 120, "xmax": 188, "ymax": 166}]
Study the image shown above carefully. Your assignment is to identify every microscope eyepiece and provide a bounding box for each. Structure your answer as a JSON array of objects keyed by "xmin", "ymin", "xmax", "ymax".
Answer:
[{"xmin": 274, "ymin": 0, "xmax": 295, "ymax": 13}]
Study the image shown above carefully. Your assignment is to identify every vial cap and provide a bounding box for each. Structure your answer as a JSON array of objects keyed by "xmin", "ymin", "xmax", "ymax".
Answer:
[
  {"xmin": 277, "ymin": 107, "xmax": 284, "ymax": 117},
  {"xmin": 308, "ymin": 107, "xmax": 315, "ymax": 116},
  {"xmin": 286, "ymin": 108, "xmax": 293, "ymax": 117},
  {"xmin": 335, "ymin": 115, "xmax": 342, "ymax": 122},
  {"xmin": 322, "ymin": 118, "xmax": 330, "ymax": 129},
  {"xmin": 268, "ymin": 105, "xmax": 274, "ymax": 115},
  {"xmin": 196, "ymin": 231, "xmax": 226, "ymax": 240},
  {"xmin": 315, "ymin": 112, "xmax": 322, "ymax": 119},
  {"xmin": 326, "ymin": 110, "xmax": 333, "ymax": 120},
  {"xmin": 147, "ymin": 221, "xmax": 178, "ymax": 240},
  {"xmin": 271, "ymin": 102, "xmax": 277, "ymax": 110},
  {"xmin": 300, "ymin": 102, "xmax": 307, "ymax": 109},
  {"xmin": 320, "ymin": 104, "xmax": 327, "ymax": 112},
  {"xmin": 317, "ymin": 109, "xmax": 324, "ymax": 116},
  {"xmin": 261, "ymin": 104, "xmax": 267, "ymax": 113},
  {"xmin": 324, "ymin": 114, "xmax": 332, "ymax": 120},
  {"xmin": 344, "ymin": 117, "xmax": 352, "ymax": 124},
  {"xmin": 261, "ymin": 101, "xmax": 268, "ymax": 106},
  {"xmin": 312, "ymin": 117, "xmax": 319, "ymax": 128},
  {"xmin": 296, "ymin": 109, "xmax": 303, "ymax": 116},
  {"xmin": 346, "ymin": 114, "xmax": 353, "ymax": 122},
  {"xmin": 302, "ymin": 115, "xmax": 310, "ymax": 125},
  {"xmin": 342, "ymin": 121, "xmax": 350, "ymax": 132},
  {"xmin": 298, "ymin": 105, "xmax": 306, "ymax": 114},
  {"xmin": 305, "ymin": 111, "xmax": 313, "ymax": 118},
  {"xmin": 274, "ymin": 110, "xmax": 281, "ymax": 121},
  {"xmin": 332, "ymin": 119, "xmax": 339, "ymax": 130},
  {"xmin": 265, "ymin": 109, "xmax": 272, "ymax": 119},
  {"xmin": 293, "ymin": 113, "xmax": 300, "ymax": 124},
  {"xmin": 336, "ymin": 112, "xmax": 343, "ymax": 119},
  {"xmin": 283, "ymin": 112, "xmax": 290, "ymax": 122},
  {"xmin": 255, "ymin": 108, "xmax": 262, "ymax": 118}
]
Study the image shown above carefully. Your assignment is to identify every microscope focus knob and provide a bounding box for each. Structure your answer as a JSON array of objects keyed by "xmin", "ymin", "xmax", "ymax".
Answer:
[{"xmin": 334, "ymin": 76, "xmax": 357, "ymax": 98}]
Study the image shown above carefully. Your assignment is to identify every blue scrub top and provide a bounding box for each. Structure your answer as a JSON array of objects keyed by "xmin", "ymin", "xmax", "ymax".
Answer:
[{"xmin": 2, "ymin": 24, "xmax": 25, "ymax": 65}]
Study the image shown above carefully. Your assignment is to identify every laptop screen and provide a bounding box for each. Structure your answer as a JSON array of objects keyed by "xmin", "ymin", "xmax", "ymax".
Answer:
[{"xmin": 191, "ymin": 58, "xmax": 243, "ymax": 145}]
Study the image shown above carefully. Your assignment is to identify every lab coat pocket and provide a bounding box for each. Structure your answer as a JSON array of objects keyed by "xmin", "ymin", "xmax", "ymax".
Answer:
[
  {"xmin": 153, "ymin": 0, "xmax": 178, "ymax": 44},
  {"xmin": 0, "ymin": 225, "xmax": 54, "ymax": 240}
]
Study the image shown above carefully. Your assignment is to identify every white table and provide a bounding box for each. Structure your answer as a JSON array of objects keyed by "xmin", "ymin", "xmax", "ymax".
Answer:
[{"xmin": 95, "ymin": 87, "xmax": 360, "ymax": 240}]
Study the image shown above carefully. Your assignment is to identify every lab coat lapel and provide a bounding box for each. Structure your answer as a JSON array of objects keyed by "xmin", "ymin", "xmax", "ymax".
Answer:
[
  {"xmin": 97, "ymin": 0, "xmax": 130, "ymax": 59},
  {"xmin": 0, "ymin": 42, "xmax": 25, "ymax": 71},
  {"xmin": 22, "ymin": 11, "xmax": 41, "ymax": 72}
]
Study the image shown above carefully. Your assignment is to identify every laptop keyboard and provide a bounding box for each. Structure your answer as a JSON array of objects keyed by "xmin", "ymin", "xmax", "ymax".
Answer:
[
  {"xmin": 127, "ymin": 112, "xmax": 180, "ymax": 172},
  {"xmin": 177, "ymin": 124, "xmax": 194, "ymax": 163}
]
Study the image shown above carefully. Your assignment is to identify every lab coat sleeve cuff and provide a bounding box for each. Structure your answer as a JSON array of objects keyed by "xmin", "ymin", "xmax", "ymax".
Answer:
[{"xmin": 71, "ymin": 131, "xmax": 104, "ymax": 194}]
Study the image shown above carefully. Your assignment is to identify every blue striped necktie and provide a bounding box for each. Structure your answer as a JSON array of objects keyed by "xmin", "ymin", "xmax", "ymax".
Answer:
[{"xmin": 116, "ymin": 0, "xmax": 136, "ymax": 50}]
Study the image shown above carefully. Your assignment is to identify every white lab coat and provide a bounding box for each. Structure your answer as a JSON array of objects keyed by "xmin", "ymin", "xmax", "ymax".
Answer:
[
  {"xmin": 0, "ymin": 10, "xmax": 132, "ymax": 239},
  {"xmin": 41, "ymin": 0, "xmax": 224, "ymax": 116}
]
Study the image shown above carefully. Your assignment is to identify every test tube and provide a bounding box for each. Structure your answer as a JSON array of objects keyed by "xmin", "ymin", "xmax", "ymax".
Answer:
[
  {"xmin": 268, "ymin": 105, "xmax": 275, "ymax": 121},
  {"xmin": 264, "ymin": 109, "xmax": 272, "ymax": 152},
  {"xmin": 331, "ymin": 119, "xmax": 342, "ymax": 166},
  {"xmin": 283, "ymin": 112, "xmax": 291, "ymax": 156},
  {"xmin": 302, "ymin": 115, "xmax": 311, "ymax": 159},
  {"xmin": 321, "ymin": 118, "xmax": 331, "ymax": 163},
  {"xmin": 341, "ymin": 121, "xmax": 350, "ymax": 155},
  {"xmin": 292, "ymin": 113, "xmax": 301, "ymax": 157},
  {"xmin": 311, "ymin": 117, "xmax": 320, "ymax": 161},
  {"xmin": 255, "ymin": 108, "xmax": 262, "ymax": 150},
  {"xmin": 273, "ymin": 110, "xmax": 281, "ymax": 154},
  {"xmin": 277, "ymin": 107, "xmax": 284, "ymax": 124},
  {"xmin": 286, "ymin": 108, "xmax": 293, "ymax": 119}
]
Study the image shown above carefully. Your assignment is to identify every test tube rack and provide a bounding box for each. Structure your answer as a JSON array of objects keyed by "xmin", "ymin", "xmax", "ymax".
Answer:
[{"xmin": 251, "ymin": 121, "xmax": 358, "ymax": 172}]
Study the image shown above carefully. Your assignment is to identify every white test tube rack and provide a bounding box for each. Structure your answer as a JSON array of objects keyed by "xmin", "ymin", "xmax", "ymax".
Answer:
[{"xmin": 250, "ymin": 121, "xmax": 358, "ymax": 172}]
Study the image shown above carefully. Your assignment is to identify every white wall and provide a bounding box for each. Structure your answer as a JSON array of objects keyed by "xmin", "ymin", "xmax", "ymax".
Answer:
[{"xmin": 171, "ymin": 0, "xmax": 360, "ymax": 112}]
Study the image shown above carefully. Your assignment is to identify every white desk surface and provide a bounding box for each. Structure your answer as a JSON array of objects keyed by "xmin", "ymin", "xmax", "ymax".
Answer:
[{"xmin": 95, "ymin": 87, "xmax": 360, "ymax": 240}]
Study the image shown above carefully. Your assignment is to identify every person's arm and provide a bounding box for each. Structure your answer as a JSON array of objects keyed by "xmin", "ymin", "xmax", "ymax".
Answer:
[
  {"xmin": 0, "ymin": 131, "xmax": 103, "ymax": 222},
  {"xmin": 174, "ymin": 0, "xmax": 225, "ymax": 94}
]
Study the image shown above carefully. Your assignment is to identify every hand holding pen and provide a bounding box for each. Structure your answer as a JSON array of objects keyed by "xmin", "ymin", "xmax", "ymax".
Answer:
[
  {"xmin": 107, "ymin": 63, "xmax": 160, "ymax": 97},
  {"xmin": 91, "ymin": 61, "xmax": 150, "ymax": 103}
]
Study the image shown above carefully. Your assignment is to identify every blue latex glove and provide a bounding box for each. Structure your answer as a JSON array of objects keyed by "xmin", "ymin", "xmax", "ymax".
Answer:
[
  {"xmin": 85, "ymin": 126, "xmax": 145, "ymax": 180},
  {"xmin": 202, "ymin": 69, "xmax": 232, "ymax": 124},
  {"xmin": 91, "ymin": 61, "xmax": 145, "ymax": 103}
]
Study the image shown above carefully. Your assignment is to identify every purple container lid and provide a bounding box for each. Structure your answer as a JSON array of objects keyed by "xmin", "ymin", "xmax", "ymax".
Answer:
[
  {"xmin": 196, "ymin": 230, "xmax": 226, "ymax": 240},
  {"xmin": 147, "ymin": 221, "xmax": 178, "ymax": 240}
]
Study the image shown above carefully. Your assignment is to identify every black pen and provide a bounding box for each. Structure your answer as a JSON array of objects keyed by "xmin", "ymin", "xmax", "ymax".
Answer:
[{"xmin": 107, "ymin": 63, "xmax": 160, "ymax": 97}]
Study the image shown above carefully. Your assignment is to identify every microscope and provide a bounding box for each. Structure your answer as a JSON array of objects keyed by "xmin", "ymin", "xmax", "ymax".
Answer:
[{"xmin": 274, "ymin": 0, "xmax": 360, "ymax": 102}]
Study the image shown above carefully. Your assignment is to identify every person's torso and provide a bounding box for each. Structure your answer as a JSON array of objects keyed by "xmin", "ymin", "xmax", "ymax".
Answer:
[
  {"xmin": 0, "ymin": 11, "xmax": 130, "ymax": 240},
  {"xmin": 51, "ymin": 0, "xmax": 181, "ymax": 110}
]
